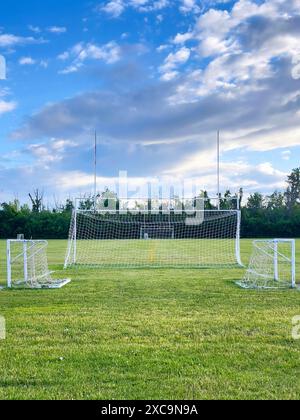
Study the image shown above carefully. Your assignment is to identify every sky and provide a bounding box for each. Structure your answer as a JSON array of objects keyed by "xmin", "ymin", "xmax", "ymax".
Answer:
[{"xmin": 0, "ymin": 0, "xmax": 300, "ymax": 205}]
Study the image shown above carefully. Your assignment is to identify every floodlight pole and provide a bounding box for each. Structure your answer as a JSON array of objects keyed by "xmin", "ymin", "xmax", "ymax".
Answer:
[
  {"xmin": 94, "ymin": 130, "xmax": 97, "ymax": 200},
  {"xmin": 217, "ymin": 130, "xmax": 220, "ymax": 210}
]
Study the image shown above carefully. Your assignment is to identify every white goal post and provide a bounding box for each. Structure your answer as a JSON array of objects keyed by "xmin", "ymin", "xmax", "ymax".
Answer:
[
  {"xmin": 237, "ymin": 239, "xmax": 297, "ymax": 290},
  {"xmin": 64, "ymin": 207, "xmax": 242, "ymax": 269},
  {"xmin": 7, "ymin": 240, "xmax": 71, "ymax": 289}
]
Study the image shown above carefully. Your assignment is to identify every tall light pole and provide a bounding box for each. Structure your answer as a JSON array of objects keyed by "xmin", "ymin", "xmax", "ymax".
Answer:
[
  {"xmin": 94, "ymin": 130, "xmax": 97, "ymax": 199},
  {"xmin": 217, "ymin": 130, "xmax": 220, "ymax": 210}
]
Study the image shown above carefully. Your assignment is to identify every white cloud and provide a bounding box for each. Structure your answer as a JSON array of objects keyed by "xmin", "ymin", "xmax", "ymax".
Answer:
[
  {"xmin": 174, "ymin": 0, "xmax": 298, "ymax": 59},
  {"xmin": 231, "ymin": 0, "xmax": 280, "ymax": 22},
  {"xmin": 47, "ymin": 26, "xmax": 67, "ymax": 34},
  {"xmin": 200, "ymin": 36, "xmax": 235, "ymax": 57},
  {"xmin": 164, "ymin": 148, "xmax": 287, "ymax": 195},
  {"xmin": 161, "ymin": 71, "xmax": 179, "ymax": 81},
  {"xmin": 156, "ymin": 44, "xmax": 170, "ymax": 52},
  {"xmin": 239, "ymin": 127, "xmax": 300, "ymax": 152},
  {"xmin": 292, "ymin": 63, "xmax": 300, "ymax": 79},
  {"xmin": 180, "ymin": 0, "xmax": 200, "ymax": 14},
  {"xmin": 173, "ymin": 32, "xmax": 193, "ymax": 45},
  {"xmin": 0, "ymin": 34, "xmax": 43, "ymax": 47},
  {"xmin": 165, "ymin": 0, "xmax": 300, "ymax": 104},
  {"xmin": 130, "ymin": 0, "xmax": 149, "ymax": 8},
  {"xmin": 197, "ymin": 8, "xmax": 233, "ymax": 34},
  {"xmin": 100, "ymin": 0, "xmax": 169, "ymax": 17},
  {"xmin": 40, "ymin": 60, "xmax": 48, "ymax": 69},
  {"xmin": 19, "ymin": 57, "xmax": 36, "ymax": 65},
  {"xmin": 57, "ymin": 51, "xmax": 70, "ymax": 61},
  {"xmin": 101, "ymin": 0, "xmax": 125, "ymax": 17},
  {"xmin": 0, "ymin": 55, "xmax": 6, "ymax": 80},
  {"xmin": 160, "ymin": 47, "xmax": 191, "ymax": 80},
  {"xmin": 136, "ymin": 0, "xmax": 169, "ymax": 12},
  {"xmin": 59, "ymin": 41, "xmax": 122, "ymax": 74},
  {"xmin": 28, "ymin": 25, "xmax": 41, "ymax": 33},
  {"xmin": 0, "ymin": 88, "xmax": 10, "ymax": 97},
  {"xmin": 257, "ymin": 162, "xmax": 280, "ymax": 176},
  {"xmin": 163, "ymin": 48, "xmax": 191, "ymax": 70},
  {"xmin": 0, "ymin": 100, "xmax": 17, "ymax": 115},
  {"xmin": 60, "ymin": 64, "xmax": 83, "ymax": 75},
  {"xmin": 78, "ymin": 42, "xmax": 121, "ymax": 63},
  {"xmin": 282, "ymin": 150, "xmax": 292, "ymax": 161},
  {"xmin": 28, "ymin": 139, "xmax": 76, "ymax": 167}
]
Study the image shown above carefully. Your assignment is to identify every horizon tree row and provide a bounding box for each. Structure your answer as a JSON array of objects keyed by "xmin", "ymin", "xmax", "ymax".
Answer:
[{"xmin": 0, "ymin": 168, "xmax": 299, "ymax": 239}]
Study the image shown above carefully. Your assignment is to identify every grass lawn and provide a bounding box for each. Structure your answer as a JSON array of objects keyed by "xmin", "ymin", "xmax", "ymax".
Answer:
[{"xmin": 0, "ymin": 239, "xmax": 299, "ymax": 400}]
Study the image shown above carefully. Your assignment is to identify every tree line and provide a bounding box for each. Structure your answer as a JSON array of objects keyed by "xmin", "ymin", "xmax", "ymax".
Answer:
[{"xmin": 1, "ymin": 169, "xmax": 300, "ymax": 239}]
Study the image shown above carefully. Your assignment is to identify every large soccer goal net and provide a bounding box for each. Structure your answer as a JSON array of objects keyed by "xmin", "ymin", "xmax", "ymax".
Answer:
[
  {"xmin": 7, "ymin": 240, "xmax": 71, "ymax": 289},
  {"xmin": 64, "ymin": 209, "xmax": 242, "ymax": 269},
  {"xmin": 237, "ymin": 239, "xmax": 297, "ymax": 290}
]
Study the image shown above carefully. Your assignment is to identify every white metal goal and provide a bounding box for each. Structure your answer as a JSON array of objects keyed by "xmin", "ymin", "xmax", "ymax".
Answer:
[
  {"xmin": 7, "ymin": 240, "xmax": 71, "ymax": 289},
  {"xmin": 64, "ymin": 209, "xmax": 242, "ymax": 269},
  {"xmin": 237, "ymin": 239, "xmax": 297, "ymax": 290}
]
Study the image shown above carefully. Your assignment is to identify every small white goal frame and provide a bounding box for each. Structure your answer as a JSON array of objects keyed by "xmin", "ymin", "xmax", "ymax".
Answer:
[
  {"xmin": 237, "ymin": 239, "xmax": 297, "ymax": 290},
  {"xmin": 7, "ymin": 239, "xmax": 71, "ymax": 289}
]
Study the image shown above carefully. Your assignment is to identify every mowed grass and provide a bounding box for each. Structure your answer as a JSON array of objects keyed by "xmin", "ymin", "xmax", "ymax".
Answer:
[
  {"xmin": 0, "ymin": 239, "xmax": 299, "ymax": 400},
  {"xmin": 71, "ymin": 238, "xmax": 239, "ymax": 268}
]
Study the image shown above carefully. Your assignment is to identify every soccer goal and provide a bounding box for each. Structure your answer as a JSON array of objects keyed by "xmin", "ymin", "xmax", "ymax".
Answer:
[
  {"xmin": 64, "ymin": 208, "xmax": 242, "ymax": 269},
  {"xmin": 7, "ymin": 240, "xmax": 71, "ymax": 289},
  {"xmin": 237, "ymin": 239, "xmax": 297, "ymax": 290}
]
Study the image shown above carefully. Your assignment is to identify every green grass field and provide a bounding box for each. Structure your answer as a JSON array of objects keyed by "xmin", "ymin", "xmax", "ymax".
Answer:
[{"xmin": 0, "ymin": 239, "xmax": 299, "ymax": 400}]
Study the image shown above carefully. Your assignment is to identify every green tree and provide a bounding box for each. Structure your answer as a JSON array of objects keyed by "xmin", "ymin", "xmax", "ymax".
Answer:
[
  {"xmin": 63, "ymin": 199, "xmax": 74, "ymax": 213},
  {"xmin": 220, "ymin": 190, "xmax": 233, "ymax": 209},
  {"xmin": 79, "ymin": 196, "xmax": 94, "ymax": 210},
  {"xmin": 247, "ymin": 193, "xmax": 265, "ymax": 209},
  {"xmin": 198, "ymin": 191, "xmax": 213, "ymax": 210},
  {"xmin": 238, "ymin": 188, "xmax": 243, "ymax": 209},
  {"xmin": 266, "ymin": 191, "xmax": 285, "ymax": 210},
  {"xmin": 285, "ymin": 168, "xmax": 300, "ymax": 209},
  {"xmin": 29, "ymin": 189, "xmax": 44, "ymax": 213}
]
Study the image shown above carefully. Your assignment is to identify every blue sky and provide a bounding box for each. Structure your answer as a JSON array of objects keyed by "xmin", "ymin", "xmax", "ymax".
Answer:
[{"xmin": 1, "ymin": 0, "xmax": 300, "ymax": 204}]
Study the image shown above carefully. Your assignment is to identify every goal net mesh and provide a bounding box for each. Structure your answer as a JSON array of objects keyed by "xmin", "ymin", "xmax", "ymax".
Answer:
[
  {"xmin": 237, "ymin": 240, "xmax": 296, "ymax": 290},
  {"xmin": 8, "ymin": 240, "xmax": 71, "ymax": 289},
  {"xmin": 64, "ymin": 210, "xmax": 241, "ymax": 269}
]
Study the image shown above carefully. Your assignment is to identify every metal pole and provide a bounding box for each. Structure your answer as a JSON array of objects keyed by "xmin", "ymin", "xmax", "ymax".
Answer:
[
  {"xmin": 7, "ymin": 241, "xmax": 12, "ymax": 288},
  {"xmin": 23, "ymin": 241, "xmax": 28, "ymax": 286},
  {"xmin": 291, "ymin": 239, "xmax": 296, "ymax": 288},
  {"xmin": 236, "ymin": 211, "xmax": 243, "ymax": 267},
  {"xmin": 94, "ymin": 131, "xmax": 97, "ymax": 200},
  {"xmin": 217, "ymin": 130, "xmax": 220, "ymax": 210},
  {"xmin": 73, "ymin": 209, "xmax": 77, "ymax": 265},
  {"xmin": 274, "ymin": 240, "xmax": 279, "ymax": 282}
]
